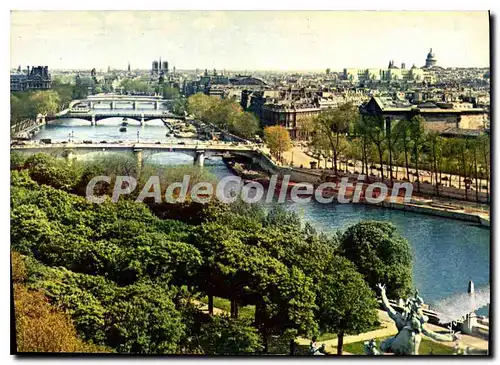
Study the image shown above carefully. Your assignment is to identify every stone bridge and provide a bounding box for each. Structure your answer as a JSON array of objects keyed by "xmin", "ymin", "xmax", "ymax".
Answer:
[
  {"xmin": 54, "ymin": 110, "xmax": 183, "ymax": 126},
  {"xmin": 69, "ymin": 94, "xmax": 164, "ymax": 110},
  {"xmin": 11, "ymin": 142, "xmax": 261, "ymax": 167}
]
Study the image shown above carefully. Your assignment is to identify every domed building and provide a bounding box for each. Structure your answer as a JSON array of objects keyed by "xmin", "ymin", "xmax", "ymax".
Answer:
[{"xmin": 425, "ymin": 48, "xmax": 437, "ymax": 68}]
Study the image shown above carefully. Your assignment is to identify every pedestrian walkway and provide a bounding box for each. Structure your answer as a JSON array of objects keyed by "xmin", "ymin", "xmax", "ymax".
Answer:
[{"xmin": 296, "ymin": 310, "xmax": 398, "ymax": 354}]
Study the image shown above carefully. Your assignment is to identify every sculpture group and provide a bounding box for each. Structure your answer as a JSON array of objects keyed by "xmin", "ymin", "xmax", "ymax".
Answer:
[{"xmin": 368, "ymin": 283, "xmax": 460, "ymax": 355}]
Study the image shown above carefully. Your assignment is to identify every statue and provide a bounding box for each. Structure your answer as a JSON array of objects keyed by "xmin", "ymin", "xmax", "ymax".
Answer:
[
  {"xmin": 376, "ymin": 283, "xmax": 460, "ymax": 355},
  {"xmin": 364, "ymin": 339, "xmax": 380, "ymax": 355},
  {"xmin": 308, "ymin": 337, "xmax": 326, "ymax": 355}
]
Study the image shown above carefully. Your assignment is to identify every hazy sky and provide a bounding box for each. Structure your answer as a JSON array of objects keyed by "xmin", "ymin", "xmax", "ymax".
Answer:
[{"xmin": 10, "ymin": 11, "xmax": 490, "ymax": 71}]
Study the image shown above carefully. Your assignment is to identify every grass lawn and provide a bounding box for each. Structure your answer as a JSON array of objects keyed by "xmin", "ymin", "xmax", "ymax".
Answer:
[{"xmin": 343, "ymin": 335, "xmax": 455, "ymax": 355}]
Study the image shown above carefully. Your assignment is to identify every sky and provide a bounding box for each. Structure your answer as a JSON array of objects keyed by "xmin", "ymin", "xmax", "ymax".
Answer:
[{"xmin": 10, "ymin": 11, "xmax": 490, "ymax": 71}]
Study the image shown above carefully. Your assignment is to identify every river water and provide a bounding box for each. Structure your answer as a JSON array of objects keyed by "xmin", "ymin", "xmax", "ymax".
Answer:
[{"xmin": 31, "ymin": 119, "xmax": 491, "ymax": 316}]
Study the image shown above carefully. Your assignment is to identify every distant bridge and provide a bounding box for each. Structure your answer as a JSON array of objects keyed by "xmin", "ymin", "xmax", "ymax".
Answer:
[
  {"xmin": 54, "ymin": 109, "xmax": 184, "ymax": 125},
  {"xmin": 11, "ymin": 141, "xmax": 260, "ymax": 167},
  {"xmin": 69, "ymin": 94, "xmax": 164, "ymax": 110}
]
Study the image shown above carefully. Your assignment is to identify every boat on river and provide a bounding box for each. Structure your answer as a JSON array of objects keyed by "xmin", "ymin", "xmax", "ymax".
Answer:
[{"xmin": 119, "ymin": 127, "xmax": 127, "ymax": 132}]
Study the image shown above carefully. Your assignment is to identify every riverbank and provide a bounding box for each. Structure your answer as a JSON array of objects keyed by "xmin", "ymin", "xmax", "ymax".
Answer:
[
  {"xmin": 375, "ymin": 199, "xmax": 490, "ymax": 227},
  {"xmin": 281, "ymin": 146, "xmax": 490, "ymax": 204},
  {"xmin": 225, "ymin": 156, "xmax": 490, "ymax": 228}
]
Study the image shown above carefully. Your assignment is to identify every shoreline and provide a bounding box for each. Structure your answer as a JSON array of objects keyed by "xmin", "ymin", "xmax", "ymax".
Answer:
[
  {"xmin": 223, "ymin": 158, "xmax": 490, "ymax": 229},
  {"xmin": 369, "ymin": 200, "xmax": 490, "ymax": 228}
]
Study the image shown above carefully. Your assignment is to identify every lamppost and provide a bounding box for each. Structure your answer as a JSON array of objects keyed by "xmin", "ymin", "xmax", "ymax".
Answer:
[
  {"xmin": 71, "ymin": 130, "xmax": 74, "ymax": 143},
  {"xmin": 137, "ymin": 130, "xmax": 140, "ymax": 143}
]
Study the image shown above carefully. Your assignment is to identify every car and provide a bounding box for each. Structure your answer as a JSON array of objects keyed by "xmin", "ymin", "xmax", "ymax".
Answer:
[
  {"xmin": 178, "ymin": 141, "xmax": 186, "ymax": 145},
  {"xmin": 100, "ymin": 140, "xmax": 107, "ymax": 144},
  {"xmin": 155, "ymin": 141, "xmax": 161, "ymax": 144},
  {"xmin": 83, "ymin": 140, "xmax": 93, "ymax": 144}
]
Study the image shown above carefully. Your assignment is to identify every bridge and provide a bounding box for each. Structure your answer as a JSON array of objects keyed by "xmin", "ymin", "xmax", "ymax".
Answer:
[
  {"xmin": 69, "ymin": 94, "xmax": 164, "ymax": 110},
  {"xmin": 11, "ymin": 141, "xmax": 261, "ymax": 167},
  {"xmin": 54, "ymin": 109, "xmax": 184, "ymax": 126}
]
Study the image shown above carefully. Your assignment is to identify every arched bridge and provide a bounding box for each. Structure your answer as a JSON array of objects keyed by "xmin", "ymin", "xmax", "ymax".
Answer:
[
  {"xmin": 11, "ymin": 142, "xmax": 263, "ymax": 167},
  {"xmin": 54, "ymin": 110, "xmax": 184, "ymax": 125},
  {"xmin": 69, "ymin": 94, "xmax": 164, "ymax": 110}
]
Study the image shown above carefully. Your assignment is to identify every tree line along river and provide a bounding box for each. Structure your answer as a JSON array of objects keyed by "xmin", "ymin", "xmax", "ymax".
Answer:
[{"xmin": 29, "ymin": 118, "xmax": 491, "ymax": 316}]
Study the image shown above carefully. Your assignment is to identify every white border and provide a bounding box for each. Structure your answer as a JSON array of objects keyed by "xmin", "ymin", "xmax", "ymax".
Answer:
[{"xmin": 2, "ymin": 2, "xmax": 497, "ymax": 364}]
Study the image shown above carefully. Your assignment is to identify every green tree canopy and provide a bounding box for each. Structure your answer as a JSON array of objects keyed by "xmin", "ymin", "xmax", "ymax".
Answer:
[{"xmin": 338, "ymin": 220, "xmax": 413, "ymax": 299}]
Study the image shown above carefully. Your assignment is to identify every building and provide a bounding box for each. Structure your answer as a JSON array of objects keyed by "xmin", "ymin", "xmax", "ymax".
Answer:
[
  {"xmin": 341, "ymin": 49, "xmax": 450, "ymax": 84},
  {"xmin": 151, "ymin": 57, "xmax": 169, "ymax": 78},
  {"xmin": 423, "ymin": 48, "xmax": 437, "ymax": 68},
  {"xmin": 261, "ymin": 101, "xmax": 321, "ymax": 139},
  {"xmin": 360, "ymin": 96, "xmax": 488, "ymax": 137},
  {"xmin": 10, "ymin": 65, "xmax": 51, "ymax": 92}
]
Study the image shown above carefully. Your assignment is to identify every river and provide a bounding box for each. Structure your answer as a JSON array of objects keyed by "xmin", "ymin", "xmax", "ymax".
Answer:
[{"xmin": 31, "ymin": 119, "xmax": 491, "ymax": 316}]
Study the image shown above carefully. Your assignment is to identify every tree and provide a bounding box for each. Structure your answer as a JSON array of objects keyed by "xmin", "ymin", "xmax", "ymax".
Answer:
[
  {"xmin": 73, "ymin": 76, "xmax": 95, "ymax": 99},
  {"xmin": 119, "ymin": 79, "xmax": 152, "ymax": 94},
  {"xmin": 477, "ymin": 134, "xmax": 490, "ymax": 202},
  {"xmin": 454, "ymin": 138, "xmax": 474, "ymax": 199},
  {"xmin": 12, "ymin": 251, "xmax": 109, "ymax": 353},
  {"xmin": 196, "ymin": 315, "xmax": 263, "ymax": 354},
  {"xmin": 161, "ymin": 85, "xmax": 181, "ymax": 100},
  {"xmin": 171, "ymin": 98, "xmax": 187, "ymax": 116},
  {"xmin": 360, "ymin": 115, "xmax": 386, "ymax": 181},
  {"xmin": 313, "ymin": 103, "xmax": 358, "ymax": 175},
  {"xmin": 310, "ymin": 126, "xmax": 332, "ymax": 169},
  {"xmin": 394, "ymin": 118, "xmax": 414, "ymax": 181},
  {"xmin": 204, "ymin": 98, "xmax": 242, "ymax": 131},
  {"xmin": 385, "ymin": 119, "xmax": 405, "ymax": 186},
  {"xmin": 187, "ymin": 93, "xmax": 217, "ymax": 119},
  {"xmin": 297, "ymin": 115, "xmax": 315, "ymax": 140},
  {"xmin": 105, "ymin": 282, "xmax": 186, "ymax": 353},
  {"xmin": 353, "ymin": 119, "xmax": 372, "ymax": 176},
  {"xmin": 409, "ymin": 115, "xmax": 426, "ymax": 192},
  {"xmin": 316, "ymin": 256, "xmax": 378, "ymax": 355},
  {"xmin": 30, "ymin": 90, "xmax": 61, "ymax": 116},
  {"xmin": 426, "ymin": 132, "xmax": 444, "ymax": 195},
  {"xmin": 338, "ymin": 221, "xmax": 413, "ymax": 299},
  {"xmin": 232, "ymin": 112, "xmax": 260, "ymax": 139},
  {"xmin": 51, "ymin": 80, "xmax": 74, "ymax": 109},
  {"xmin": 11, "ymin": 93, "xmax": 35, "ymax": 125},
  {"xmin": 264, "ymin": 125, "xmax": 292, "ymax": 162}
]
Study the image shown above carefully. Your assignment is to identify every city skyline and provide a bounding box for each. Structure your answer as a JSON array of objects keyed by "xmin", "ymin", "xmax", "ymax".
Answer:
[{"xmin": 11, "ymin": 11, "xmax": 490, "ymax": 71}]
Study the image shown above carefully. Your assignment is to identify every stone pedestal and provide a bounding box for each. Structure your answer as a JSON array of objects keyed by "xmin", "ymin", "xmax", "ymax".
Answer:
[{"xmin": 462, "ymin": 313, "xmax": 478, "ymax": 335}]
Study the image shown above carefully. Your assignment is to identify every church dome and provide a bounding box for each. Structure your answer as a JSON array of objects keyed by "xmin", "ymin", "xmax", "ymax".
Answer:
[{"xmin": 427, "ymin": 48, "xmax": 436, "ymax": 60}]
